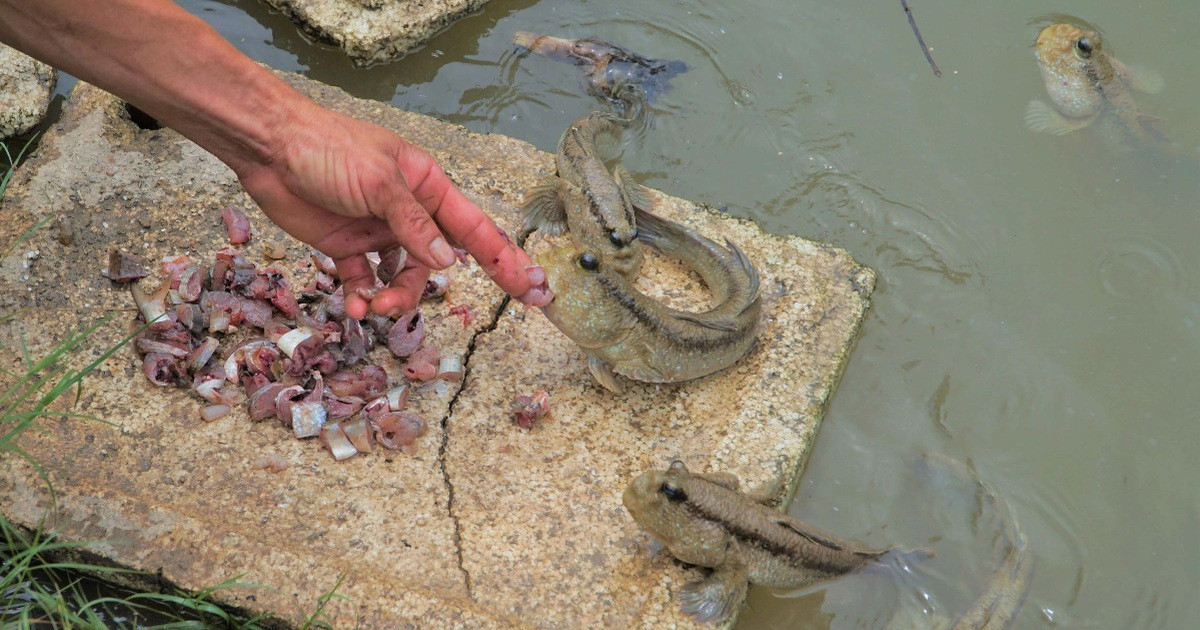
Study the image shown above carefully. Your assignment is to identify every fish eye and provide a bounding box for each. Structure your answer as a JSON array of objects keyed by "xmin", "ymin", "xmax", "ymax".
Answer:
[
  {"xmin": 1076, "ymin": 38, "xmax": 1093, "ymax": 57},
  {"xmin": 660, "ymin": 482, "xmax": 687, "ymax": 502},
  {"xmin": 577, "ymin": 252, "xmax": 600, "ymax": 271},
  {"xmin": 608, "ymin": 230, "xmax": 625, "ymax": 247}
]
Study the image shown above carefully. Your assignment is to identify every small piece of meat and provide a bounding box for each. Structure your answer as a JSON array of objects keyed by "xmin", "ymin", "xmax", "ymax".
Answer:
[
  {"xmin": 177, "ymin": 265, "xmax": 204, "ymax": 302},
  {"xmin": 403, "ymin": 346, "xmax": 439, "ymax": 382},
  {"xmin": 370, "ymin": 411, "xmax": 426, "ymax": 451},
  {"xmin": 387, "ymin": 310, "xmax": 425, "ymax": 358},
  {"xmin": 448, "ymin": 304, "xmax": 472, "ymax": 327},
  {"xmin": 143, "ymin": 352, "xmax": 187, "ymax": 387},
  {"xmin": 252, "ymin": 454, "xmax": 289, "ymax": 473},
  {"xmin": 376, "ymin": 247, "xmax": 406, "ymax": 284},
  {"xmin": 221, "ymin": 206, "xmax": 251, "ymax": 244},
  {"xmin": 422, "ymin": 273, "xmax": 450, "ymax": 299},
  {"xmin": 200, "ymin": 405, "xmax": 231, "ymax": 422},
  {"xmin": 511, "ymin": 391, "xmax": 551, "ymax": 428},
  {"xmin": 310, "ymin": 250, "xmax": 337, "ymax": 275}
]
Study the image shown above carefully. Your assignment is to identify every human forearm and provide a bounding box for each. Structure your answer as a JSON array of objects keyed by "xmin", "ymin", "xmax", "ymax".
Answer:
[
  {"xmin": 0, "ymin": 0, "xmax": 551, "ymax": 312},
  {"xmin": 0, "ymin": 0, "xmax": 303, "ymax": 174}
]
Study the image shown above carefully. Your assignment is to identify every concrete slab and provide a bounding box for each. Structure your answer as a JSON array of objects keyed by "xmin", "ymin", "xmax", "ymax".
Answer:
[
  {"xmin": 263, "ymin": 0, "xmax": 490, "ymax": 66},
  {"xmin": 0, "ymin": 70, "xmax": 874, "ymax": 627},
  {"xmin": 0, "ymin": 42, "xmax": 57, "ymax": 139}
]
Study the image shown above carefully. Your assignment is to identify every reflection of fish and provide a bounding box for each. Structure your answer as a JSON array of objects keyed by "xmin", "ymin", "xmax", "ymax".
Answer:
[
  {"xmin": 624, "ymin": 461, "xmax": 912, "ymax": 623},
  {"xmin": 521, "ymin": 110, "xmax": 646, "ymax": 278},
  {"xmin": 1026, "ymin": 22, "xmax": 1165, "ymax": 145},
  {"xmin": 513, "ymin": 31, "xmax": 688, "ymax": 103},
  {"xmin": 911, "ymin": 454, "xmax": 1034, "ymax": 630},
  {"xmin": 537, "ymin": 208, "xmax": 761, "ymax": 392}
]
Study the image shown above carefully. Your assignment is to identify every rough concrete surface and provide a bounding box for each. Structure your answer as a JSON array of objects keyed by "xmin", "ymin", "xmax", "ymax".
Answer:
[
  {"xmin": 0, "ymin": 42, "xmax": 57, "ymax": 139},
  {"xmin": 263, "ymin": 0, "xmax": 490, "ymax": 65},
  {"xmin": 0, "ymin": 71, "xmax": 874, "ymax": 627}
]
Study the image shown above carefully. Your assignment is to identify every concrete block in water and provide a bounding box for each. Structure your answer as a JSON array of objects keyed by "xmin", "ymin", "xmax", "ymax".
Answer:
[{"xmin": 0, "ymin": 70, "xmax": 874, "ymax": 627}]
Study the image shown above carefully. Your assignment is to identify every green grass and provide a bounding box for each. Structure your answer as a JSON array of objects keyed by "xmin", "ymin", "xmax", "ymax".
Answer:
[{"xmin": 0, "ymin": 139, "xmax": 349, "ymax": 628}]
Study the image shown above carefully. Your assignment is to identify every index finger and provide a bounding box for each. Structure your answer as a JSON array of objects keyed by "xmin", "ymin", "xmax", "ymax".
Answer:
[{"xmin": 416, "ymin": 174, "xmax": 543, "ymax": 300}]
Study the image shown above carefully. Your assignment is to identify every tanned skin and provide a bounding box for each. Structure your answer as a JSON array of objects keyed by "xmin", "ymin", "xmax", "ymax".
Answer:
[{"xmin": 0, "ymin": 0, "xmax": 552, "ymax": 315}]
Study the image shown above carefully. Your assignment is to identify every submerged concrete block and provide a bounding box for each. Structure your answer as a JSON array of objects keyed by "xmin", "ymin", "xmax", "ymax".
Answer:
[
  {"xmin": 0, "ymin": 43, "xmax": 57, "ymax": 139},
  {"xmin": 0, "ymin": 70, "xmax": 873, "ymax": 627},
  {"xmin": 263, "ymin": 0, "xmax": 490, "ymax": 65}
]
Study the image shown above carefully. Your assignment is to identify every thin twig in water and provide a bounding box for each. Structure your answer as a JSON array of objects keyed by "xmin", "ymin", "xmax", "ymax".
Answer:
[{"xmin": 901, "ymin": 0, "xmax": 942, "ymax": 77}]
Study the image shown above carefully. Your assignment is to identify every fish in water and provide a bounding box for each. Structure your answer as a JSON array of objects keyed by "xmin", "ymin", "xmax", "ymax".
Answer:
[
  {"xmin": 521, "ymin": 110, "xmax": 647, "ymax": 278},
  {"xmin": 623, "ymin": 460, "xmax": 921, "ymax": 622},
  {"xmin": 513, "ymin": 31, "xmax": 688, "ymax": 104},
  {"xmin": 892, "ymin": 454, "xmax": 1034, "ymax": 630},
  {"xmin": 537, "ymin": 207, "xmax": 761, "ymax": 392},
  {"xmin": 1025, "ymin": 22, "xmax": 1165, "ymax": 145}
]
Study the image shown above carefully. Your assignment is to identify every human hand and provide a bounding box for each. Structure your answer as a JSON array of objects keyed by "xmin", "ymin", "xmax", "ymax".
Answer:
[{"xmin": 234, "ymin": 102, "xmax": 551, "ymax": 320}]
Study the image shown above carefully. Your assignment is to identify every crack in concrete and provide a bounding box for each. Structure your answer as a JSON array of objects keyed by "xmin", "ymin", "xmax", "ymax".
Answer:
[{"xmin": 434, "ymin": 293, "xmax": 512, "ymax": 600}]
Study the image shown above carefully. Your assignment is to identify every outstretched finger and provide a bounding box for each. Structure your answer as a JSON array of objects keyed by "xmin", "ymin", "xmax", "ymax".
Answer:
[{"xmin": 410, "ymin": 173, "xmax": 545, "ymax": 301}]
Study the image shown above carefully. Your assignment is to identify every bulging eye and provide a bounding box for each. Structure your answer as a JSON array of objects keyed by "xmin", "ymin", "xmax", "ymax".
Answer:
[
  {"xmin": 608, "ymin": 230, "xmax": 625, "ymax": 247},
  {"xmin": 577, "ymin": 252, "xmax": 599, "ymax": 271},
  {"xmin": 660, "ymin": 482, "xmax": 687, "ymax": 502},
  {"xmin": 1076, "ymin": 37, "xmax": 1093, "ymax": 58}
]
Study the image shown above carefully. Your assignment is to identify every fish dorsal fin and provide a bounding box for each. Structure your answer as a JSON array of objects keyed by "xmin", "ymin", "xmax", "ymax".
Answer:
[
  {"xmin": 520, "ymin": 178, "xmax": 569, "ymax": 235},
  {"xmin": 724, "ymin": 237, "xmax": 760, "ymax": 299},
  {"xmin": 675, "ymin": 312, "xmax": 738, "ymax": 331},
  {"xmin": 631, "ymin": 204, "xmax": 676, "ymax": 248},
  {"xmin": 774, "ymin": 518, "xmax": 845, "ymax": 551}
]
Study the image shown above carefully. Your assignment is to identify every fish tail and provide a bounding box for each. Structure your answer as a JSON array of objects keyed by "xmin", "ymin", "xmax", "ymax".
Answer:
[{"xmin": 724, "ymin": 237, "xmax": 760, "ymax": 303}]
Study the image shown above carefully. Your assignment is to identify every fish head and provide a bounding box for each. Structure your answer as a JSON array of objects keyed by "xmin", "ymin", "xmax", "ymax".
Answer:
[
  {"xmin": 1034, "ymin": 23, "xmax": 1107, "ymax": 118},
  {"xmin": 536, "ymin": 243, "xmax": 636, "ymax": 348},
  {"xmin": 623, "ymin": 462, "xmax": 694, "ymax": 539},
  {"xmin": 623, "ymin": 461, "xmax": 732, "ymax": 564}
]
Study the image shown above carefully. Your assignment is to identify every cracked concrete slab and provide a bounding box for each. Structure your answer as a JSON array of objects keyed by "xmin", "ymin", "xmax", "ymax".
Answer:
[
  {"xmin": 263, "ymin": 0, "xmax": 491, "ymax": 66},
  {"xmin": 0, "ymin": 70, "xmax": 873, "ymax": 627}
]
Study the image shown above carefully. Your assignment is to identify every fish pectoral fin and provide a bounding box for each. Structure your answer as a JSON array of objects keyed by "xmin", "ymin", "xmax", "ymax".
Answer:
[
  {"xmin": 1116, "ymin": 60, "xmax": 1165, "ymax": 94},
  {"xmin": 678, "ymin": 547, "xmax": 749, "ymax": 623},
  {"xmin": 613, "ymin": 165, "xmax": 655, "ymax": 214},
  {"xmin": 520, "ymin": 179, "xmax": 569, "ymax": 235},
  {"xmin": 695, "ymin": 471, "xmax": 741, "ymax": 491},
  {"xmin": 587, "ymin": 356, "xmax": 623, "ymax": 393},
  {"xmin": 1024, "ymin": 100, "xmax": 1093, "ymax": 135}
]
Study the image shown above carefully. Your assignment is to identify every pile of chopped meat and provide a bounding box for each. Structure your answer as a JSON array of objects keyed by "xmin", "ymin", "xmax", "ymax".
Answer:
[{"xmin": 125, "ymin": 209, "xmax": 469, "ymax": 462}]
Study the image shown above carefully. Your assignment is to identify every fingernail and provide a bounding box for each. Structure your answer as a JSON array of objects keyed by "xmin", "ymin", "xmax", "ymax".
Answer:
[
  {"xmin": 429, "ymin": 237, "xmax": 456, "ymax": 269},
  {"xmin": 518, "ymin": 287, "xmax": 554, "ymax": 307},
  {"xmin": 525, "ymin": 264, "xmax": 546, "ymax": 286}
]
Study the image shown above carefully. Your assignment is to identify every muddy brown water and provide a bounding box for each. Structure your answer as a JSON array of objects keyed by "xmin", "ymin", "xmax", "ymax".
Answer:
[{"xmin": 29, "ymin": 0, "xmax": 1200, "ymax": 626}]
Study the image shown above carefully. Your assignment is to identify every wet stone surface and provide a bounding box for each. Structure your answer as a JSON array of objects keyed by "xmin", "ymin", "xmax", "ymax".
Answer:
[
  {"xmin": 0, "ymin": 71, "xmax": 874, "ymax": 627},
  {"xmin": 264, "ymin": 0, "xmax": 491, "ymax": 66}
]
